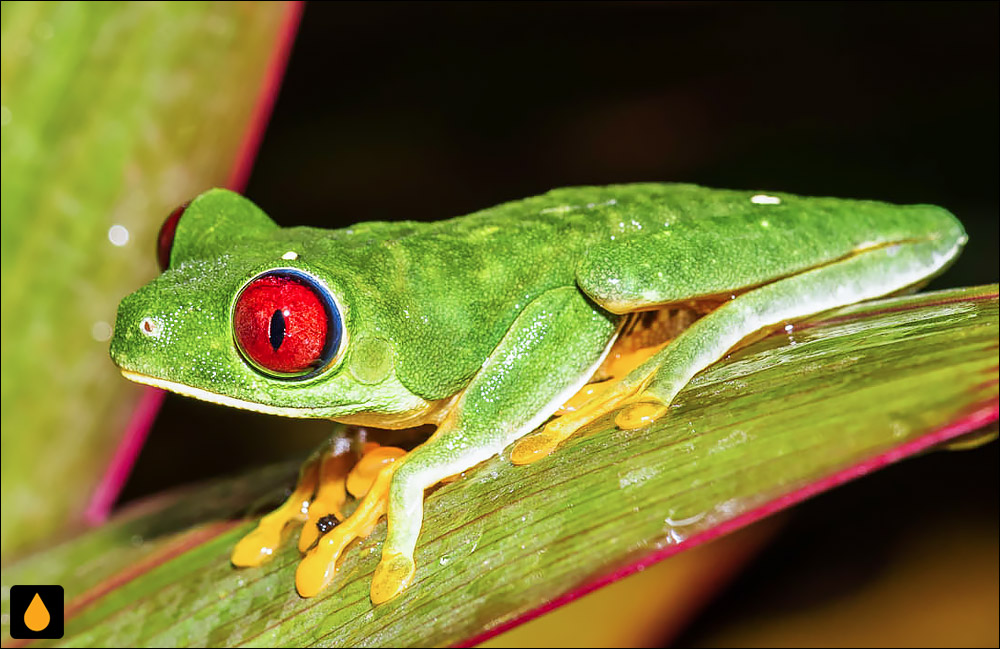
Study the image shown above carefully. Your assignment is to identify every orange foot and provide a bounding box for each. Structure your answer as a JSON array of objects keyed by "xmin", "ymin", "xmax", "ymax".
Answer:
[{"xmin": 231, "ymin": 439, "xmax": 406, "ymax": 597}]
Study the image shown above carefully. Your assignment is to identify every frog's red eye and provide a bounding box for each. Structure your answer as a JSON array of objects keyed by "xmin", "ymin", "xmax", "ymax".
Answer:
[
  {"xmin": 157, "ymin": 202, "xmax": 190, "ymax": 271},
  {"xmin": 233, "ymin": 271, "xmax": 343, "ymax": 377}
]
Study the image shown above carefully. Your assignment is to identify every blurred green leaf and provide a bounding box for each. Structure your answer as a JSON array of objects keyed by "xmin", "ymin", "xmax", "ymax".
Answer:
[
  {"xmin": 1, "ymin": 1, "xmax": 296, "ymax": 558},
  {"xmin": 2, "ymin": 285, "xmax": 995, "ymax": 647}
]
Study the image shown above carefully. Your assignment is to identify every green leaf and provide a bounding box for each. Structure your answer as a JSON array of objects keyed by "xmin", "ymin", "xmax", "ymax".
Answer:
[
  {"xmin": 0, "ymin": 0, "xmax": 298, "ymax": 558},
  {"xmin": 2, "ymin": 285, "xmax": 996, "ymax": 647}
]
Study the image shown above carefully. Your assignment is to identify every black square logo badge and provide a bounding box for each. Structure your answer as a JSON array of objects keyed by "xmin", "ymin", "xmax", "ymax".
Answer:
[{"xmin": 9, "ymin": 585, "xmax": 64, "ymax": 639}]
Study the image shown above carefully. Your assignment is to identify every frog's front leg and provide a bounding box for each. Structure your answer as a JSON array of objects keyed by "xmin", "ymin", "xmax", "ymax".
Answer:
[
  {"xmin": 296, "ymin": 286, "xmax": 618, "ymax": 602},
  {"xmin": 296, "ymin": 441, "xmax": 406, "ymax": 552}
]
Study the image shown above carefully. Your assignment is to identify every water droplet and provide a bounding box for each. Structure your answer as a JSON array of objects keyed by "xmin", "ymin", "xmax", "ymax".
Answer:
[
  {"xmin": 91, "ymin": 320, "xmax": 112, "ymax": 342},
  {"xmin": 108, "ymin": 224, "xmax": 130, "ymax": 246}
]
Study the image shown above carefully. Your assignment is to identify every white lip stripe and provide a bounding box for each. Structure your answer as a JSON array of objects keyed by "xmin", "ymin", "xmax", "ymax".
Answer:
[{"xmin": 120, "ymin": 370, "xmax": 323, "ymax": 418}]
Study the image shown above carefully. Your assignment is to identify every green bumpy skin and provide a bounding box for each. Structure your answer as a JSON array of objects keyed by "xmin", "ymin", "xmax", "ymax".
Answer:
[{"xmin": 110, "ymin": 183, "xmax": 966, "ymax": 603}]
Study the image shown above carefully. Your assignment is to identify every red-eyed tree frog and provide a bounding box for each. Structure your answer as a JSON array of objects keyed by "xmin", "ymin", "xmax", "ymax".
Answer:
[{"xmin": 110, "ymin": 183, "xmax": 966, "ymax": 604}]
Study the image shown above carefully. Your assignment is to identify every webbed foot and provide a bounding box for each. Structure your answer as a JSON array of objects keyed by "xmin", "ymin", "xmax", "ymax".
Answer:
[
  {"xmin": 296, "ymin": 454, "xmax": 403, "ymax": 597},
  {"xmin": 370, "ymin": 551, "xmax": 416, "ymax": 605},
  {"xmin": 615, "ymin": 400, "xmax": 670, "ymax": 430},
  {"xmin": 296, "ymin": 450, "xmax": 354, "ymax": 552},
  {"xmin": 231, "ymin": 440, "xmax": 408, "ymax": 601},
  {"xmin": 231, "ymin": 458, "xmax": 319, "ymax": 567},
  {"xmin": 347, "ymin": 444, "xmax": 406, "ymax": 498},
  {"xmin": 508, "ymin": 333, "xmax": 680, "ymax": 464},
  {"xmin": 511, "ymin": 376, "xmax": 668, "ymax": 464}
]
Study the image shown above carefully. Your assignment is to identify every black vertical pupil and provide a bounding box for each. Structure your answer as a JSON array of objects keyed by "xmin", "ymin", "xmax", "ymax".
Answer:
[{"xmin": 269, "ymin": 309, "xmax": 285, "ymax": 351}]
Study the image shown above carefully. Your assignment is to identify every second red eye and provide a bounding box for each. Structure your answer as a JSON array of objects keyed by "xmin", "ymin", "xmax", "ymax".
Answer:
[
  {"xmin": 157, "ymin": 202, "xmax": 189, "ymax": 271},
  {"xmin": 233, "ymin": 272, "xmax": 340, "ymax": 377}
]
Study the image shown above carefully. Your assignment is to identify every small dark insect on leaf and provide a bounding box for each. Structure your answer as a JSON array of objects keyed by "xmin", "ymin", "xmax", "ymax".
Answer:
[{"xmin": 316, "ymin": 514, "xmax": 339, "ymax": 534}]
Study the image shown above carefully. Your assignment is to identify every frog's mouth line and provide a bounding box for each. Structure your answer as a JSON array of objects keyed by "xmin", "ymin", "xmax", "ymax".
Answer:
[{"xmin": 119, "ymin": 370, "xmax": 322, "ymax": 419}]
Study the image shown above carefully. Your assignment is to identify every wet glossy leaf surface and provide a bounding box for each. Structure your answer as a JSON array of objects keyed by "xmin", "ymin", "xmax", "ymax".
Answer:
[{"xmin": 2, "ymin": 285, "xmax": 996, "ymax": 647}]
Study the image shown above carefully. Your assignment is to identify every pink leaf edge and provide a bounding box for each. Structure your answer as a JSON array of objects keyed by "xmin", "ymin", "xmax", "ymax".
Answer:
[
  {"xmin": 458, "ymin": 402, "xmax": 999, "ymax": 647},
  {"xmin": 85, "ymin": 0, "xmax": 305, "ymax": 525}
]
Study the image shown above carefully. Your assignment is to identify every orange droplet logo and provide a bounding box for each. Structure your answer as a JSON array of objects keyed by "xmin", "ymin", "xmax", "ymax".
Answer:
[
  {"xmin": 10, "ymin": 585, "xmax": 63, "ymax": 639},
  {"xmin": 24, "ymin": 592, "xmax": 50, "ymax": 632}
]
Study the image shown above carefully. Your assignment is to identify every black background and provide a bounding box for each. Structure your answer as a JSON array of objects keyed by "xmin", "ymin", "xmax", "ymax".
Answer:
[{"xmin": 121, "ymin": 2, "xmax": 998, "ymax": 645}]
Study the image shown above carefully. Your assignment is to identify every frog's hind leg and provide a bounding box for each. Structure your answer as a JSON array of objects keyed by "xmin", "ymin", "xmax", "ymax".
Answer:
[
  {"xmin": 615, "ymin": 237, "xmax": 966, "ymax": 428},
  {"xmin": 516, "ymin": 235, "xmax": 964, "ymax": 458}
]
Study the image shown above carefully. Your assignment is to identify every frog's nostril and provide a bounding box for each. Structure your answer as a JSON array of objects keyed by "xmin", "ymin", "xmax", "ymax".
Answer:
[{"xmin": 140, "ymin": 317, "xmax": 163, "ymax": 338}]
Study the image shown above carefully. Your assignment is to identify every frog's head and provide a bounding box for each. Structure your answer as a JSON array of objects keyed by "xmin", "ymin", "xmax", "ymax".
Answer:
[{"xmin": 110, "ymin": 189, "xmax": 435, "ymax": 421}]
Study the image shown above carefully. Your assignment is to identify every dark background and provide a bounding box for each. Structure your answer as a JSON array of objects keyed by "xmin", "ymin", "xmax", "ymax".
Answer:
[{"xmin": 121, "ymin": 2, "xmax": 998, "ymax": 645}]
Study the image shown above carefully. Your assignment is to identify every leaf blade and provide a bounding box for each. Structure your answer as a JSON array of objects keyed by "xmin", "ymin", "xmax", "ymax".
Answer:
[
  {"xmin": 2, "ymin": 285, "xmax": 996, "ymax": 647},
  {"xmin": 0, "ymin": 0, "xmax": 301, "ymax": 558}
]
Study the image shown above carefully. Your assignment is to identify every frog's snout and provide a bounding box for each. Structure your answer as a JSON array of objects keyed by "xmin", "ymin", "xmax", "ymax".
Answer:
[
  {"xmin": 109, "ymin": 290, "xmax": 163, "ymax": 370},
  {"xmin": 109, "ymin": 293, "xmax": 137, "ymax": 368}
]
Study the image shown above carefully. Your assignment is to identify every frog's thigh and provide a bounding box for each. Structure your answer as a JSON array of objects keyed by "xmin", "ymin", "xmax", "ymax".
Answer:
[
  {"xmin": 616, "ymin": 239, "xmax": 959, "ymax": 428},
  {"xmin": 370, "ymin": 286, "xmax": 618, "ymax": 604}
]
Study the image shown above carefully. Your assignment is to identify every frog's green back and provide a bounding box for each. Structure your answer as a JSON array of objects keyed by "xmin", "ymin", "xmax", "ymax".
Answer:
[
  {"xmin": 565, "ymin": 184, "xmax": 965, "ymax": 312},
  {"xmin": 293, "ymin": 194, "xmax": 603, "ymax": 401},
  {"xmin": 299, "ymin": 183, "xmax": 964, "ymax": 400}
]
